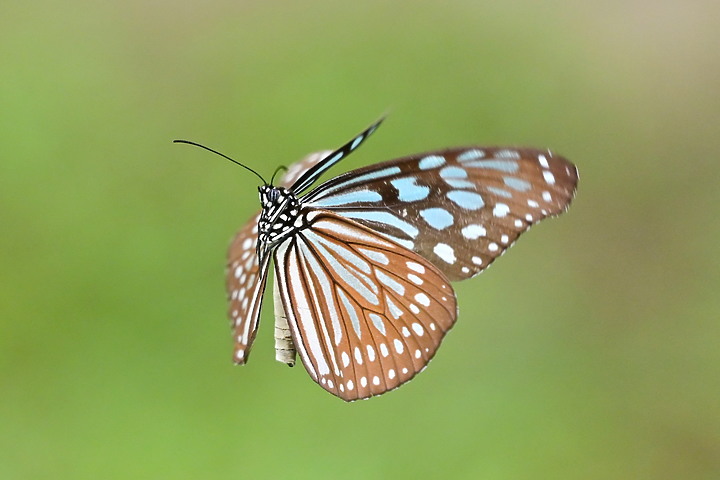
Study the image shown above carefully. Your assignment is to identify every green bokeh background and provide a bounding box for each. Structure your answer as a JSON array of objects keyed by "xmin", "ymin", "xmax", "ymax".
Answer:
[{"xmin": 2, "ymin": 1, "xmax": 718, "ymax": 478}]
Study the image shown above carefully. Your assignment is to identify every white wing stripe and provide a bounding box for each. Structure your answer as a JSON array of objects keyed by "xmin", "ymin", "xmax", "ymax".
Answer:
[
  {"xmin": 297, "ymin": 246, "xmax": 342, "ymax": 377},
  {"xmin": 305, "ymin": 230, "xmax": 372, "ymax": 274},
  {"xmin": 337, "ymin": 288, "xmax": 362, "ymax": 339},
  {"xmin": 340, "ymin": 211, "xmax": 419, "ymax": 238},
  {"xmin": 299, "ymin": 240, "xmax": 343, "ymax": 346},
  {"xmin": 304, "ymin": 231, "xmax": 379, "ymax": 305},
  {"xmin": 276, "ymin": 242, "xmax": 323, "ymax": 378}
]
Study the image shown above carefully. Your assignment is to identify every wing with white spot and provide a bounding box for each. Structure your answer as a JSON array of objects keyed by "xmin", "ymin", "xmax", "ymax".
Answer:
[
  {"xmin": 227, "ymin": 150, "xmax": 332, "ymax": 364},
  {"xmin": 227, "ymin": 214, "xmax": 269, "ymax": 364},
  {"xmin": 273, "ymin": 210, "xmax": 457, "ymax": 401},
  {"xmin": 302, "ymin": 148, "xmax": 578, "ymax": 281}
]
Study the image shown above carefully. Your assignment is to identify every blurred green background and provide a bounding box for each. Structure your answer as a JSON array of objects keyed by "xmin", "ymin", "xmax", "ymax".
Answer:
[{"xmin": 1, "ymin": 0, "xmax": 718, "ymax": 478}]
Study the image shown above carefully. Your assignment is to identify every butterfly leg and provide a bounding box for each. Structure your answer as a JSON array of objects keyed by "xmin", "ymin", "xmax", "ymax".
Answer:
[{"xmin": 273, "ymin": 273, "xmax": 297, "ymax": 366}]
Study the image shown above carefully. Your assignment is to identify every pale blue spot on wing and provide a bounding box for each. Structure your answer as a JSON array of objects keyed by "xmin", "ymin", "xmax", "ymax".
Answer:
[
  {"xmin": 444, "ymin": 178, "xmax": 476, "ymax": 189},
  {"xmin": 390, "ymin": 177, "xmax": 430, "ymax": 202},
  {"xmin": 338, "ymin": 289, "xmax": 361, "ymax": 338},
  {"xmin": 457, "ymin": 149, "xmax": 485, "ymax": 162},
  {"xmin": 440, "ymin": 166, "xmax": 468, "ymax": 179},
  {"xmin": 299, "ymin": 241, "xmax": 342, "ymax": 345},
  {"xmin": 487, "ymin": 186, "xmax": 513, "ymax": 199},
  {"xmin": 308, "ymin": 231, "xmax": 372, "ymax": 274},
  {"xmin": 376, "ymin": 270, "xmax": 405, "ymax": 296},
  {"xmin": 311, "ymin": 189, "xmax": 382, "ymax": 207},
  {"xmin": 386, "ymin": 296, "xmax": 403, "ymax": 319},
  {"xmin": 418, "ymin": 155, "xmax": 446, "ymax": 170},
  {"xmin": 368, "ymin": 313, "xmax": 386, "ymax": 335},
  {"xmin": 420, "ymin": 208, "xmax": 454, "ymax": 230},
  {"xmin": 495, "ymin": 149, "xmax": 521, "ymax": 159},
  {"xmin": 309, "ymin": 166, "xmax": 402, "ymax": 201},
  {"xmin": 446, "ymin": 190, "xmax": 485, "ymax": 210},
  {"xmin": 463, "ymin": 159, "xmax": 520, "ymax": 173},
  {"xmin": 342, "ymin": 211, "xmax": 419, "ymax": 238},
  {"xmin": 440, "ymin": 166, "xmax": 474, "ymax": 189},
  {"xmin": 303, "ymin": 231, "xmax": 379, "ymax": 305},
  {"xmin": 351, "ymin": 134, "xmax": 364, "ymax": 150},
  {"xmin": 358, "ymin": 248, "xmax": 389, "ymax": 265},
  {"xmin": 504, "ymin": 176, "xmax": 531, "ymax": 191}
]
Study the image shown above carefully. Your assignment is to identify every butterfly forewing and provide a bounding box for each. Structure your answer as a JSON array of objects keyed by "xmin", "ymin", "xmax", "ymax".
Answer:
[
  {"xmin": 290, "ymin": 118, "xmax": 384, "ymax": 195},
  {"xmin": 274, "ymin": 210, "xmax": 457, "ymax": 401},
  {"xmin": 226, "ymin": 150, "xmax": 332, "ymax": 364},
  {"xmin": 303, "ymin": 147, "xmax": 578, "ymax": 280}
]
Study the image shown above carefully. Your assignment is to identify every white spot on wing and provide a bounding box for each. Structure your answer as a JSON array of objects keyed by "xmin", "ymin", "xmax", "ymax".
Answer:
[
  {"xmin": 414, "ymin": 293, "xmax": 430, "ymax": 307},
  {"xmin": 433, "ymin": 243, "xmax": 456, "ymax": 264},
  {"xmin": 406, "ymin": 262, "xmax": 425, "ymax": 274},
  {"xmin": 366, "ymin": 345, "xmax": 376, "ymax": 362},
  {"xmin": 493, "ymin": 203, "xmax": 510, "ymax": 218},
  {"xmin": 461, "ymin": 224, "xmax": 486, "ymax": 239}
]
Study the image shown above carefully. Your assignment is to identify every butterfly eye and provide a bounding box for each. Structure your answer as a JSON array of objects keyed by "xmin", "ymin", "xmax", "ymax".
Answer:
[{"xmin": 268, "ymin": 189, "xmax": 280, "ymax": 203}]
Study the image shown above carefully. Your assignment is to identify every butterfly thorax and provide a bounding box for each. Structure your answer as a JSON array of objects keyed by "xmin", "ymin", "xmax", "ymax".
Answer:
[{"xmin": 257, "ymin": 185, "xmax": 301, "ymax": 246}]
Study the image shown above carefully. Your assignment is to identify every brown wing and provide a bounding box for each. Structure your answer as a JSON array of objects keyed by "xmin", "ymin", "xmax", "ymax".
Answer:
[
  {"xmin": 274, "ymin": 210, "xmax": 457, "ymax": 401},
  {"xmin": 303, "ymin": 147, "xmax": 577, "ymax": 281}
]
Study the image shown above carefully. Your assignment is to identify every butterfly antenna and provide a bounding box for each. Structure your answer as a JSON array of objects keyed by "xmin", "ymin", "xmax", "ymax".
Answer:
[
  {"xmin": 270, "ymin": 165, "xmax": 288, "ymax": 186},
  {"xmin": 173, "ymin": 139, "xmax": 268, "ymax": 185}
]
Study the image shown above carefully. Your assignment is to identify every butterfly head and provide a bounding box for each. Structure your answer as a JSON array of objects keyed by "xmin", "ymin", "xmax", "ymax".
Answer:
[{"xmin": 257, "ymin": 185, "xmax": 301, "ymax": 245}]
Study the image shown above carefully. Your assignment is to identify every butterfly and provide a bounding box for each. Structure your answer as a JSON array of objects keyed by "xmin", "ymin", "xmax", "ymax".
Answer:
[{"xmin": 178, "ymin": 117, "xmax": 578, "ymax": 401}]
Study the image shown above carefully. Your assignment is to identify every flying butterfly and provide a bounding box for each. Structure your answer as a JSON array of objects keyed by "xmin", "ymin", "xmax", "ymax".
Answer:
[{"xmin": 175, "ymin": 117, "xmax": 578, "ymax": 402}]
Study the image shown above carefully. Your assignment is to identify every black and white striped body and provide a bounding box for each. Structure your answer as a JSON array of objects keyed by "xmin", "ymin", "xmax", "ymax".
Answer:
[{"xmin": 257, "ymin": 185, "xmax": 301, "ymax": 246}]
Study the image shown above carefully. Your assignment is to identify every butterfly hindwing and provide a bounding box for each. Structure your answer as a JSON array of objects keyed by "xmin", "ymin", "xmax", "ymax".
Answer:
[
  {"xmin": 302, "ymin": 147, "xmax": 578, "ymax": 280},
  {"xmin": 273, "ymin": 210, "xmax": 457, "ymax": 401}
]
